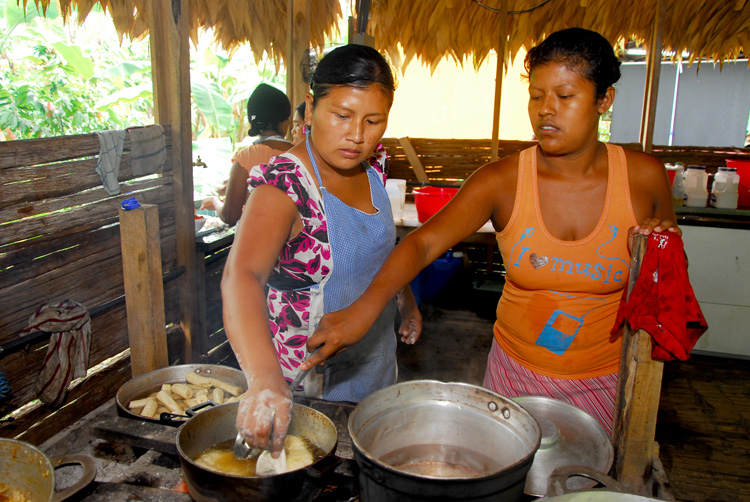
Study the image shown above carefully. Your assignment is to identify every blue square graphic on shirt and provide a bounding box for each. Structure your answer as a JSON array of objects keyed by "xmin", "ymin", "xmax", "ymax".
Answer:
[{"xmin": 536, "ymin": 310, "xmax": 583, "ymax": 355}]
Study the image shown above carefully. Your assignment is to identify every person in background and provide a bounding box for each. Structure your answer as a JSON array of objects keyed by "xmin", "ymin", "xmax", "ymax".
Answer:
[
  {"xmin": 201, "ymin": 83, "xmax": 293, "ymax": 225},
  {"xmin": 222, "ymin": 44, "xmax": 422, "ymax": 456},
  {"xmin": 291, "ymin": 102, "xmax": 307, "ymax": 144},
  {"xmin": 303, "ymin": 28, "xmax": 680, "ymax": 435}
]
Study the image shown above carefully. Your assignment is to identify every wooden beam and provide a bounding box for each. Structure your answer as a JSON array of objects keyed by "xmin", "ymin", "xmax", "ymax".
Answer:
[
  {"xmin": 612, "ymin": 235, "xmax": 666, "ymax": 494},
  {"xmin": 147, "ymin": 0, "xmax": 204, "ymax": 363},
  {"xmin": 119, "ymin": 205, "xmax": 169, "ymax": 376},
  {"xmin": 287, "ymin": 0, "xmax": 311, "ymax": 122},
  {"xmin": 639, "ymin": 0, "xmax": 666, "ymax": 154},
  {"xmin": 398, "ymin": 137, "xmax": 430, "ymax": 183},
  {"xmin": 490, "ymin": 0, "xmax": 508, "ymax": 162}
]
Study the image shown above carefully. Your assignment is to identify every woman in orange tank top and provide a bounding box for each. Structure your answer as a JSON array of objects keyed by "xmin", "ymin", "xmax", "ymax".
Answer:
[{"xmin": 303, "ymin": 28, "xmax": 681, "ymax": 433}]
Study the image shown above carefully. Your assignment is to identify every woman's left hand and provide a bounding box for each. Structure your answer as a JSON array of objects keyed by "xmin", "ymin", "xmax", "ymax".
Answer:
[
  {"xmin": 397, "ymin": 287, "xmax": 422, "ymax": 344},
  {"xmin": 628, "ymin": 217, "xmax": 682, "ymax": 251}
]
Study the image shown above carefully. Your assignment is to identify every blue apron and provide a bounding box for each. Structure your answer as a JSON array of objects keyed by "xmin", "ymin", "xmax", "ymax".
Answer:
[{"xmin": 305, "ymin": 137, "xmax": 398, "ymax": 402}]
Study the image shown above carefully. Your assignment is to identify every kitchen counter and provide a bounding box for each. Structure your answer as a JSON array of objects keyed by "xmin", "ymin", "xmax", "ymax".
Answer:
[{"xmin": 675, "ymin": 205, "xmax": 750, "ymax": 229}]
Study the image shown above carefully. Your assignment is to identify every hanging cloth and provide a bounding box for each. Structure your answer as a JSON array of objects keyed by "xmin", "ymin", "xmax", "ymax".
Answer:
[
  {"xmin": 611, "ymin": 232, "xmax": 708, "ymax": 361},
  {"xmin": 22, "ymin": 300, "xmax": 92, "ymax": 408},
  {"xmin": 94, "ymin": 129, "xmax": 126, "ymax": 195}
]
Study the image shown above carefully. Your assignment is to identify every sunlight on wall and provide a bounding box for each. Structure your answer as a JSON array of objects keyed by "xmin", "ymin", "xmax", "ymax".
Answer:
[{"xmin": 385, "ymin": 50, "xmax": 534, "ymax": 141}]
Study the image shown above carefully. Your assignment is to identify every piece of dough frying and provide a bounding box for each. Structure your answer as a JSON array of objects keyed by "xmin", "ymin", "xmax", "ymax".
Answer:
[
  {"xmin": 255, "ymin": 449, "xmax": 287, "ymax": 477},
  {"xmin": 284, "ymin": 435, "xmax": 314, "ymax": 472}
]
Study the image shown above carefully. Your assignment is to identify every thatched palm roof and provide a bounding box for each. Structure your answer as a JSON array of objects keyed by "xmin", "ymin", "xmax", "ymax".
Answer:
[
  {"xmin": 369, "ymin": 0, "xmax": 749, "ymax": 71},
  {"xmin": 24, "ymin": 0, "xmax": 343, "ymax": 65},
  {"xmin": 24, "ymin": 0, "xmax": 748, "ymax": 69}
]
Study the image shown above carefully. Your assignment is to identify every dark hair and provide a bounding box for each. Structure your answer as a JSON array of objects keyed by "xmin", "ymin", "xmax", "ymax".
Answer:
[
  {"xmin": 246, "ymin": 83, "xmax": 291, "ymax": 136},
  {"xmin": 524, "ymin": 28, "xmax": 621, "ymax": 99},
  {"xmin": 309, "ymin": 44, "xmax": 396, "ymax": 107},
  {"xmin": 295, "ymin": 102, "xmax": 306, "ymax": 121}
]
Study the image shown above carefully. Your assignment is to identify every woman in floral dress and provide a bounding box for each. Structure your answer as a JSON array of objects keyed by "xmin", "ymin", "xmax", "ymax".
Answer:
[{"xmin": 222, "ymin": 44, "xmax": 422, "ymax": 457}]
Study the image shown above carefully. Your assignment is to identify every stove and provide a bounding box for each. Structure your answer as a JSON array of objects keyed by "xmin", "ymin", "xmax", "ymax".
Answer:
[{"xmin": 41, "ymin": 398, "xmax": 361, "ymax": 501}]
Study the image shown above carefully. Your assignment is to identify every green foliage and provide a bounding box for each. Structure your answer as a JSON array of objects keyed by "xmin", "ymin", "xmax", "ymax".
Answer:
[
  {"xmin": 598, "ymin": 109, "xmax": 612, "ymax": 143},
  {"xmin": 0, "ymin": 0, "xmax": 287, "ymax": 147},
  {"xmin": 189, "ymin": 34, "xmax": 287, "ymax": 146},
  {"xmin": 0, "ymin": 0, "xmax": 296, "ymax": 196},
  {"xmin": 0, "ymin": 0, "xmax": 153, "ymax": 139}
]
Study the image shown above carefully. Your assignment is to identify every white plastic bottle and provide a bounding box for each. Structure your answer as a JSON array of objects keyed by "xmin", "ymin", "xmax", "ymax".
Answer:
[
  {"xmin": 671, "ymin": 164, "xmax": 685, "ymax": 207},
  {"xmin": 711, "ymin": 167, "xmax": 740, "ymax": 209},
  {"xmin": 683, "ymin": 166, "xmax": 708, "ymax": 207}
]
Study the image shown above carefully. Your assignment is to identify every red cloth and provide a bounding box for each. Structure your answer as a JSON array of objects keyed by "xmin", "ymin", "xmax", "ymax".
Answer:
[{"xmin": 611, "ymin": 232, "xmax": 707, "ymax": 361}]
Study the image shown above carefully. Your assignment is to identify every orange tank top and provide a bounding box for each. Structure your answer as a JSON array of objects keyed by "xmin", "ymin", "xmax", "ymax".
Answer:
[{"xmin": 494, "ymin": 144, "xmax": 638, "ymax": 378}]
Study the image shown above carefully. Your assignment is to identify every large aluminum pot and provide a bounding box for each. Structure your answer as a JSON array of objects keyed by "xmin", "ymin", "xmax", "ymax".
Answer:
[
  {"xmin": 116, "ymin": 364, "xmax": 246, "ymax": 424},
  {"xmin": 348, "ymin": 380, "xmax": 542, "ymax": 501},
  {"xmin": 0, "ymin": 438, "xmax": 96, "ymax": 502},
  {"xmin": 176, "ymin": 401, "xmax": 338, "ymax": 501}
]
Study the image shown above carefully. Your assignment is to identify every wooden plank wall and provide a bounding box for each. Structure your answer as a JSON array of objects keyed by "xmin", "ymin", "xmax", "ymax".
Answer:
[
  {"xmin": 0, "ymin": 127, "xmax": 188, "ymax": 444},
  {"xmin": 381, "ymin": 138, "xmax": 750, "ymax": 185}
]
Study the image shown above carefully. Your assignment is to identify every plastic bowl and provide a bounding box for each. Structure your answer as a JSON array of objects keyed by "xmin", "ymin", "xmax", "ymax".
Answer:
[
  {"xmin": 726, "ymin": 159, "xmax": 750, "ymax": 208},
  {"xmin": 413, "ymin": 186, "xmax": 459, "ymax": 223},
  {"xmin": 194, "ymin": 216, "xmax": 206, "ymax": 233}
]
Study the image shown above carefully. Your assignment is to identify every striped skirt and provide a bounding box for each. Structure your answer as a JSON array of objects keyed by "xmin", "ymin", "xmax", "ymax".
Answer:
[{"xmin": 483, "ymin": 338, "xmax": 618, "ymax": 435}]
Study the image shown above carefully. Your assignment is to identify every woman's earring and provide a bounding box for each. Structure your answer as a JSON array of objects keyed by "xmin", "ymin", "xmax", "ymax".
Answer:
[{"xmin": 303, "ymin": 124, "xmax": 311, "ymax": 135}]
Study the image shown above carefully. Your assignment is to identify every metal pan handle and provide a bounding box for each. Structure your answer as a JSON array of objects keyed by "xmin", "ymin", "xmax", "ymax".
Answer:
[
  {"xmin": 546, "ymin": 464, "xmax": 625, "ymax": 497},
  {"xmin": 50, "ymin": 454, "xmax": 97, "ymax": 502},
  {"xmin": 159, "ymin": 400, "xmax": 219, "ymax": 425}
]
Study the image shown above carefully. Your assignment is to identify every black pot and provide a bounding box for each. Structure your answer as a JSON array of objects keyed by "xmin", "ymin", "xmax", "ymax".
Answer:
[
  {"xmin": 348, "ymin": 380, "xmax": 542, "ymax": 502},
  {"xmin": 176, "ymin": 401, "xmax": 338, "ymax": 501}
]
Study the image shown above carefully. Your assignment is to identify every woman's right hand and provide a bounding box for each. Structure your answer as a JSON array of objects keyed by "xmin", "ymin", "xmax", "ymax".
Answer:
[
  {"xmin": 200, "ymin": 195, "xmax": 222, "ymax": 211},
  {"xmin": 236, "ymin": 375, "xmax": 293, "ymax": 457}
]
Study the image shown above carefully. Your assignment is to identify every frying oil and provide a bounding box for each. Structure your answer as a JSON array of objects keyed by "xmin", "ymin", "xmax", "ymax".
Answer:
[{"xmin": 193, "ymin": 436, "xmax": 324, "ymax": 477}]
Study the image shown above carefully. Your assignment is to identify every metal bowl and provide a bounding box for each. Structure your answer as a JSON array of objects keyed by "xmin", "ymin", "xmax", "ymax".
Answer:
[
  {"xmin": 116, "ymin": 364, "xmax": 247, "ymax": 425},
  {"xmin": 512, "ymin": 396, "xmax": 614, "ymax": 497}
]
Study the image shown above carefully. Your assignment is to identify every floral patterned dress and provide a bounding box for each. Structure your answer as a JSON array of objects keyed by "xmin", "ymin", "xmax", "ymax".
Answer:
[{"xmin": 247, "ymin": 147, "xmax": 388, "ymax": 383}]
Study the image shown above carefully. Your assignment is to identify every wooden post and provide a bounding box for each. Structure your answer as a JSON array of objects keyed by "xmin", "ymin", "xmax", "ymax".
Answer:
[
  {"xmin": 119, "ymin": 205, "xmax": 169, "ymax": 376},
  {"xmin": 147, "ymin": 0, "xmax": 205, "ymax": 363},
  {"xmin": 398, "ymin": 137, "xmax": 430, "ymax": 183},
  {"xmin": 287, "ymin": 0, "xmax": 311, "ymax": 120},
  {"xmin": 639, "ymin": 0, "xmax": 666, "ymax": 154},
  {"xmin": 490, "ymin": 0, "xmax": 508, "ymax": 162},
  {"xmin": 612, "ymin": 235, "xmax": 666, "ymax": 494}
]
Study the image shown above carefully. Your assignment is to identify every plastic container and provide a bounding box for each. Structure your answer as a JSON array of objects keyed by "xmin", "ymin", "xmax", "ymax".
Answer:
[
  {"xmin": 670, "ymin": 164, "xmax": 685, "ymax": 207},
  {"xmin": 413, "ymin": 186, "xmax": 459, "ymax": 223},
  {"xmin": 385, "ymin": 179, "xmax": 406, "ymax": 220},
  {"xmin": 412, "ymin": 251, "xmax": 464, "ymax": 304},
  {"xmin": 665, "ymin": 163, "xmax": 681, "ymax": 186},
  {"xmin": 711, "ymin": 167, "xmax": 740, "ymax": 209},
  {"xmin": 725, "ymin": 159, "xmax": 750, "ymax": 208},
  {"xmin": 683, "ymin": 165, "xmax": 708, "ymax": 207}
]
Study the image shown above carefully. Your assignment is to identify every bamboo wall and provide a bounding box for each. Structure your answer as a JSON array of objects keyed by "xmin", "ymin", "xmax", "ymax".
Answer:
[
  {"xmin": 381, "ymin": 138, "xmax": 750, "ymax": 185},
  {"xmin": 0, "ymin": 127, "xmax": 189, "ymax": 444}
]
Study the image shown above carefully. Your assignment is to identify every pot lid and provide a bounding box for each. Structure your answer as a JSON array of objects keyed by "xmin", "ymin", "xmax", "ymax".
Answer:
[{"xmin": 512, "ymin": 396, "xmax": 614, "ymax": 497}]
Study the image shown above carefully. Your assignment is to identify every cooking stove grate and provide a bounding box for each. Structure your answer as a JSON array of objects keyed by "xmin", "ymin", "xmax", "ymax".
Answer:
[{"xmin": 311, "ymin": 459, "xmax": 359, "ymax": 502}]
